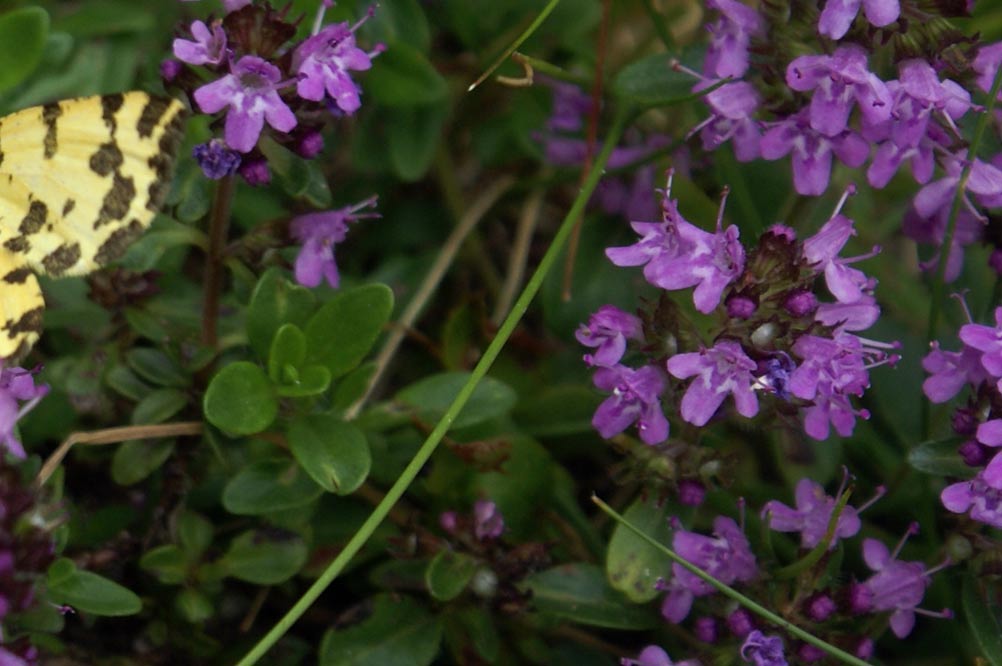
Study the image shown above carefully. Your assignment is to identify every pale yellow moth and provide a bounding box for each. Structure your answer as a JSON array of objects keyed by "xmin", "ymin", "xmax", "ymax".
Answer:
[{"xmin": 0, "ymin": 92, "xmax": 186, "ymax": 358}]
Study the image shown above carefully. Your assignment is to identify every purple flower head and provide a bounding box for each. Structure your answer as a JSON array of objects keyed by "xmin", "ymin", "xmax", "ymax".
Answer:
[
  {"xmin": 786, "ymin": 45, "xmax": 891, "ymax": 138},
  {"xmin": 922, "ymin": 341, "xmax": 987, "ymax": 403},
  {"xmin": 0, "ymin": 365, "xmax": 48, "ymax": 459},
  {"xmin": 546, "ymin": 80, "xmax": 593, "ymax": 133},
  {"xmin": 901, "ymin": 194, "xmax": 982, "ymax": 283},
  {"xmin": 814, "ymin": 295, "xmax": 881, "ymax": 333},
  {"xmin": 576, "ymin": 305, "xmax": 644, "ymax": 367},
  {"xmin": 160, "ymin": 59, "xmax": 183, "ymax": 82},
  {"xmin": 849, "ymin": 528, "xmax": 950, "ymax": 638},
  {"xmin": 760, "ymin": 110, "xmax": 869, "ymax": 196},
  {"xmin": 818, "ymin": 0, "xmax": 900, "ymax": 39},
  {"xmin": 691, "ymin": 79, "xmax": 762, "ymax": 161},
  {"xmin": 959, "ymin": 307, "xmax": 1002, "ymax": 378},
  {"xmin": 801, "ymin": 193, "xmax": 879, "ymax": 304},
  {"xmin": 473, "ymin": 499, "xmax": 504, "ymax": 540},
  {"xmin": 290, "ymin": 196, "xmax": 379, "ymax": 289},
  {"xmin": 754, "ymin": 353, "xmax": 797, "ymax": 400},
  {"xmin": 740, "ymin": 630, "xmax": 788, "ymax": 666},
  {"xmin": 678, "ymin": 479, "xmax": 707, "ymax": 506},
  {"xmin": 790, "ymin": 333, "xmax": 898, "ymax": 440},
  {"xmin": 173, "ymin": 19, "xmax": 227, "ymax": 66},
  {"xmin": 193, "ymin": 55, "xmax": 297, "ymax": 152},
  {"xmin": 806, "ymin": 594, "xmax": 837, "ymax": 621},
  {"xmin": 883, "ymin": 61, "xmax": 971, "ymax": 148},
  {"xmin": 620, "ymin": 646, "xmax": 701, "ymax": 666},
  {"xmin": 784, "ymin": 290, "xmax": 818, "ymax": 318},
  {"xmin": 238, "ymin": 156, "xmax": 270, "ymax": 186},
  {"xmin": 914, "ymin": 153, "xmax": 1002, "ymax": 223},
  {"xmin": 296, "ymin": 130, "xmax": 325, "ymax": 159},
  {"xmin": 694, "ymin": 616, "xmax": 718, "ymax": 643},
  {"xmin": 660, "ymin": 516, "xmax": 757, "ymax": 623},
  {"xmin": 192, "ymin": 139, "xmax": 242, "ymax": 180},
  {"xmin": 667, "ymin": 340, "xmax": 759, "ymax": 426},
  {"xmin": 761, "ymin": 478, "xmax": 861, "ymax": 550},
  {"xmin": 292, "ymin": 13, "xmax": 383, "ymax": 114},
  {"xmin": 942, "ymin": 452, "xmax": 1002, "ymax": 527},
  {"xmin": 592, "ymin": 364, "xmax": 669, "ymax": 445},
  {"xmin": 727, "ymin": 608, "xmax": 755, "ymax": 637},
  {"xmin": 703, "ymin": 0, "xmax": 764, "ymax": 78}
]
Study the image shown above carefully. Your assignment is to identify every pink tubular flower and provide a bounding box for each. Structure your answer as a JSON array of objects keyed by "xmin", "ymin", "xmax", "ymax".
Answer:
[
  {"xmin": 620, "ymin": 645, "xmax": 702, "ymax": 666},
  {"xmin": 703, "ymin": 0, "xmax": 764, "ymax": 79},
  {"xmin": 473, "ymin": 500, "xmax": 504, "ymax": 540},
  {"xmin": 761, "ymin": 478, "xmax": 862, "ymax": 550},
  {"xmin": 922, "ymin": 342, "xmax": 987, "ymax": 403},
  {"xmin": 959, "ymin": 307, "xmax": 1002, "ymax": 377},
  {"xmin": 292, "ymin": 14, "xmax": 383, "ymax": 114},
  {"xmin": 818, "ymin": 0, "xmax": 900, "ymax": 40},
  {"xmin": 660, "ymin": 516, "xmax": 757, "ymax": 623},
  {"xmin": 173, "ymin": 19, "xmax": 227, "ymax": 66},
  {"xmin": 786, "ymin": 45, "xmax": 891, "ymax": 138},
  {"xmin": 941, "ymin": 457, "xmax": 1002, "ymax": 528},
  {"xmin": 694, "ymin": 80, "xmax": 762, "ymax": 162},
  {"xmin": 193, "ymin": 55, "xmax": 297, "ymax": 152},
  {"xmin": 290, "ymin": 196, "xmax": 379, "ymax": 289},
  {"xmin": 801, "ymin": 202, "xmax": 879, "ymax": 305},
  {"xmin": 666, "ymin": 340, "xmax": 759, "ymax": 426},
  {"xmin": 576, "ymin": 305, "xmax": 644, "ymax": 367},
  {"xmin": 740, "ymin": 631, "xmax": 788, "ymax": 666},
  {"xmin": 591, "ymin": 364, "xmax": 669, "ymax": 445}
]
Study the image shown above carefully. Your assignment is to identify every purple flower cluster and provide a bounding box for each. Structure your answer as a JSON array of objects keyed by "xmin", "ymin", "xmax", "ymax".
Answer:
[
  {"xmin": 923, "ymin": 307, "xmax": 1002, "ymax": 527},
  {"xmin": 0, "ymin": 366, "xmax": 47, "ymax": 460},
  {"xmin": 689, "ymin": 0, "xmax": 1002, "ymax": 282},
  {"xmin": 582, "ymin": 175, "xmax": 898, "ymax": 444},
  {"xmin": 169, "ymin": 1, "xmax": 382, "ymax": 182},
  {"xmin": 289, "ymin": 196, "xmax": 379, "ymax": 289}
]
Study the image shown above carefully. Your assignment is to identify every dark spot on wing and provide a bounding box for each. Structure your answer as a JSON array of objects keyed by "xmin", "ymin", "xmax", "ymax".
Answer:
[
  {"xmin": 42, "ymin": 103, "xmax": 62, "ymax": 159},
  {"xmin": 146, "ymin": 106, "xmax": 187, "ymax": 211},
  {"xmin": 62, "ymin": 199, "xmax": 76, "ymax": 217},
  {"xmin": 18, "ymin": 201, "xmax": 46, "ymax": 235},
  {"xmin": 41, "ymin": 243, "xmax": 81, "ymax": 276},
  {"xmin": 89, "ymin": 142, "xmax": 123, "ymax": 176},
  {"xmin": 101, "ymin": 94, "xmax": 124, "ymax": 132},
  {"xmin": 94, "ymin": 172, "xmax": 136, "ymax": 229},
  {"xmin": 3, "ymin": 268, "xmax": 31, "ymax": 284},
  {"xmin": 5, "ymin": 306, "xmax": 43, "ymax": 339},
  {"xmin": 137, "ymin": 96, "xmax": 173, "ymax": 139},
  {"xmin": 95, "ymin": 219, "xmax": 143, "ymax": 265},
  {"xmin": 4, "ymin": 237, "xmax": 29, "ymax": 254}
]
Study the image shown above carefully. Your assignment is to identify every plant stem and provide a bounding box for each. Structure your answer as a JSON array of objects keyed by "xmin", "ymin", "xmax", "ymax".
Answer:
[
  {"xmin": 467, "ymin": 0, "xmax": 562, "ymax": 92},
  {"xmin": 235, "ymin": 108, "xmax": 631, "ymax": 666},
  {"xmin": 202, "ymin": 174, "xmax": 235, "ymax": 349}
]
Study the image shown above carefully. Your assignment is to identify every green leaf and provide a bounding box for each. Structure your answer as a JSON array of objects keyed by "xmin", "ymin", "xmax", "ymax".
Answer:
[
  {"xmin": 121, "ymin": 216, "xmax": 208, "ymax": 271},
  {"xmin": 907, "ymin": 437, "xmax": 970, "ymax": 477},
  {"xmin": 332, "ymin": 362, "xmax": 376, "ymax": 410},
  {"xmin": 396, "ymin": 372, "xmax": 517, "ymax": 430},
  {"xmin": 178, "ymin": 511, "xmax": 213, "ymax": 560},
  {"xmin": 362, "ymin": 0, "xmax": 431, "ymax": 53},
  {"xmin": 0, "ymin": 7, "xmax": 49, "ymax": 93},
  {"xmin": 965, "ymin": 575, "xmax": 1002, "ymax": 666},
  {"xmin": 203, "ymin": 362, "xmax": 277, "ymax": 436},
  {"xmin": 268, "ymin": 323, "xmax": 307, "ymax": 383},
  {"xmin": 105, "ymin": 364, "xmax": 152, "ymax": 402},
  {"xmin": 125, "ymin": 348, "xmax": 188, "ymax": 388},
  {"xmin": 387, "ymin": 103, "xmax": 447, "ymax": 182},
  {"xmin": 523, "ymin": 564, "xmax": 659, "ymax": 630},
  {"xmin": 175, "ymin": 588, "xmax": 214, "ymax": 623},
  {"xmin": 425, "ymin": 551, "xmax": 478, "ymax": 601},
  {"xmin": 131, "ymin": 388, "xmax": 188, "ymax": 425},
  {"xmin": 111, "ymin": 439, "xmax": 175, "ymax": 486},
  {"xmin": 319, "ymin": 594, "xmax": 443, "ymax": 666},
  {"xmin": 606, "ymin": 497, "xmax": 674, "ymax": 603},
  {"xmin": 47, "ymin": 558, "xmax": 142, "ymax": 616},
  {"xmin": 247, "ymin": 268, "xmax": 317, "ymax": 361},
  {"xmin": 612, "ymin": 49, "xmax": 707, "ymax": 108},
  {"xmin": 53, "ymin": 0, "xmax": 154, "ymax": 36},
  {"xmin": 219, "ymin": 530, "xmax": 308, "ymax": 585},
  {"xmin": 275, "ymin": 364, "xmax": 332, "ymax": 398},
  {"xmin": 515, "ymin": 384, "xmax": 601, "ymax": 437},
  {"xmin": 366, "ymin": 40, "xmax": 448, "ymax": 107},
  {"xmin": 305, "ymin": 283, "xmax": 394, "ymax": 379},
  {"xmin": 222, "ymin": 458, "xmax": 324, "ymax": 515},
  {"xmin": 139, "ymin": 545, "xmax": 188, "ymax": 585},
  {"xmin": 259, "ymin": 138, "xmax": 333, "ymax": 208},
  {"xmin": 287, "ymin": 415, "xmax": 371, "ymax": 495}
]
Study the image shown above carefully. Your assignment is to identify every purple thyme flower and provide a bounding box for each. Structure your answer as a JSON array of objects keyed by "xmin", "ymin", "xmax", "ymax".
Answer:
[
  {"xmin": 959, "ymin": 307, "xmax": 1002, "ymax": 377},
  {"xmin": 660, "ymin": 516, "xmax": 757, "ymax": 623},
  {"xmin": 703, "ymin": 0, "xmax": 764, "ymax": 79},
  {"xmin": 290, "ymin": 196, "xmax": 379, "ymax": 288},
  {"xmin": 192, "ymin": 139, "xmax": 242, "ymax": 180},
  {"xmin": 740, "ymin": 630, "xmax": 788, "ymax": 666},
  {"xmin": 818, "ymin": 0, "xmax": 900, "ymax": 40},
  {"xmin": 666, "ymin": 340, "xmax": 759, "ymax": 426},
  {"xmin": 609, "ymin": 181, "xmax": 745, "ymax": 314},
  {"xmin": 922, "ymin": 342, "xmax": 987, "ymax": 403},
  {"xmin": 691, "ymin": 80, "xmax": 762, "ymax": 162},
  {"xmin": 786, "ymin": 44, "xmax": 892, "ymax": 138},
  {"xmin": 292, "ymin": 14, "xmax": 382, "ymax": 114},
  {"xmin": 620, "ymin": 645, "xmax": 701, "ymax": 666},
  {"xmin": 913, "ymin": 153, "xmax": 1002, "ymax": 223},
  {"xmin": 173, "ymin": 19, "xmax": 227, "ymax": 66},
  {"xmin": 0, "ymin": 366, "xmax": 48, "ymax": 459},
  {"xmin": 576, "ymin": 305, "xmax": 644, "ymax": 367},
  {"xmin": 591, "ymin": 364, "xmax": 669, "ymax": 445},
  {"xmin": 193, "ymin": 55, "xmax": 297, "ymax": 152},
  {"xmin": 801, "ymin": 194, "xmax": 879, "ymax": 304},
  {"xmin": 761, "ymin": 478, "xmax": 861, "ymax": 550},
  {"xmin": 814, "ymin": 294, "xmax": 881, "ymax": 333},
  {"xmin": 901, "ymin": 195, "xmax": 983, "ymax": 283},
  {"xmin": 760, "ymin": 110, "xmax": 869, "ymax": 196},
  {"xmin": 941, "ymin": 454, "xmax": 1002, "ymax": 527},
  {"xmin": 849, "ymin": 527, "xmax": 951, "ymax": 638},
  {"xmin": 754, "ymin": 353, "xmax": 797, "ymax": 400},
  {"xmin": 974, "ymin": 42, "xmax": 1002, "ymax": 96},
  {"xmin": 473, "ymin": 500, "xmax": 504, "ymax": 540}
]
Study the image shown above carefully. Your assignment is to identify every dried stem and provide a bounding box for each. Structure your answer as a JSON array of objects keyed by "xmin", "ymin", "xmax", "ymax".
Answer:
[
  {"xmin": 493, "ymin": 185, "xmax": 545, "ymax": 325},
  {"xmin": 202, "ymin": 174, "xmax": 235, "ymax": 349}
]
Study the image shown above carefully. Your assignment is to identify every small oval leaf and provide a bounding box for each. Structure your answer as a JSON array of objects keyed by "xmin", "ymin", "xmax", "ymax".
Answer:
[
  {"xmin": 305, "ymin": 283, "xmax": 394, "ymax": 379},
  {"xmin": 0, "ymin": 7, "xmax": 49, "ymax": 93},
  {"xmin": 219, "ymin": 530, "xmax": 308, "ymax": 585},
  {"xmin": 287, "ymin": 415, "xmax": 371, "ymax": 495},
  {"xmin": 222, "ymin": 458, "xmax": 323, "ymax": 515},
  {"xmin": 203, "ymin": 362, "xmax": 277, "ymax": 435},
  {"xmin": 47, "ymin": 558, "xmax": 142, "ymax": 616}
]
